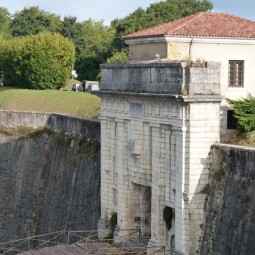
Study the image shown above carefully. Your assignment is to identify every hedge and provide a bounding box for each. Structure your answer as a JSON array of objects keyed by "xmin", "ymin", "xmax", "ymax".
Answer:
[{"xmin": 0, "ymin": 32, "xmax": 75, "ymax": 89}]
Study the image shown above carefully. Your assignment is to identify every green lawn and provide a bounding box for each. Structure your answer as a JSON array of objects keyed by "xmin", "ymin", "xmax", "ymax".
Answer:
[{"xmin": 0, "ymin": 86, "xmax": 101, "ymax": 119}]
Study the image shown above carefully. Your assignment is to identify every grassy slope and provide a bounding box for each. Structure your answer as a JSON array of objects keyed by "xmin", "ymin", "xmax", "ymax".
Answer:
[{"xmin": 0, "ymin": 86, "xmax": 101, "ymax": 119}]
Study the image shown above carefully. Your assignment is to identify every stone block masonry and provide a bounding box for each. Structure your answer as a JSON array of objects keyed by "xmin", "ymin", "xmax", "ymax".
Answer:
[
  {"xmin": 100, "ymin": 61, "xmax": 220, "ymax": 96},
  {"xmin": 0, "ymin": 111, "xmax": 100, "ymax": 139},
  {"xmin": 200, "ymin": 145, "xmax": 255, "ymax": 255},
  {"xmin": 96, "ymin": 60, "xmax": 222, "ymax": 255},
  {"xmin": 0, "ymin": 111, "xmax": 101, "ymax": 246}
]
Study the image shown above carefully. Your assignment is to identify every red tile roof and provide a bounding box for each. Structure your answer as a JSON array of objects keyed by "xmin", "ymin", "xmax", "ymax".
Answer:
[{"xmin": 123, "ymin": 12, "xmax": 255, "ymax": 39}]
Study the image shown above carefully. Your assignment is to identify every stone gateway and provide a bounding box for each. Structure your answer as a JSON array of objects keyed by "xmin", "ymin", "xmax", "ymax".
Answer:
[
  {"xmin": 96, "ymin": 12, "xmax": 255, "ymax": 255},
  {"xmin": 96, "ymin": 61, "xmax": 221, "ymax": 254}
]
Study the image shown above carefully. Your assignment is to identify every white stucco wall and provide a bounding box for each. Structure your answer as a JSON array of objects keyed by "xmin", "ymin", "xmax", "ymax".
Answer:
[
  {"xmin": 126, "ymin": 37, "xmax": 255, "ymax": 142},
  {"xmin": 180, "ymin": 38, "xmax": 255, "ymax": 99},
  {"xmin": 127, "ymin": 37, "xmax": 255, "ymax": 99}
]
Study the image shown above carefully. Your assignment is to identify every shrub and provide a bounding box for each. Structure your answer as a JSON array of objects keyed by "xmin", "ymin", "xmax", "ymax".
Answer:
[
  {"xmin": 227, "ymin": 98, "xmax": 255, "ymax": 133},
  {"xmin": 0, "ymin": 32, "xmax": 75, "ymax": 89},
  {"xmin": 106, "ymin": 50, "xmax": 128, "ymax": 64}
]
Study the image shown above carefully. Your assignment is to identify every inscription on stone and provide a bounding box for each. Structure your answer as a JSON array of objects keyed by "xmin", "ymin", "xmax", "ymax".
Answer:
[{"xmin": 130, "ymin": 103, "xmax": 142, "ymax": 116}]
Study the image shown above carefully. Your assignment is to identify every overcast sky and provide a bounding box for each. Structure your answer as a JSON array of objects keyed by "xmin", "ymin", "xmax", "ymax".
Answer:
[{"xmin": 1, "ymin": 0, "xmax": 254, "ymax": 25}]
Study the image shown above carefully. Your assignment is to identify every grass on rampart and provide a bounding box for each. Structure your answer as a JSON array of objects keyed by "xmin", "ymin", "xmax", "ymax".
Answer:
[{"xmin": 0, "ymin": 86, "xmax": 101, "ymax": 119}]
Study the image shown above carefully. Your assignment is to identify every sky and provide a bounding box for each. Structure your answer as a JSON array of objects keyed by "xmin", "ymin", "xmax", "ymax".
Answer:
[{"xmin": 0, "ymin": 0, "xmax": 255, "ymax": 25}]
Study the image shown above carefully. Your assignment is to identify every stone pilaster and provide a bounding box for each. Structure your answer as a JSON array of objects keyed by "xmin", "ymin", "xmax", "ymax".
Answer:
[{"xmin": 147, "ymin": 124, "xmax": 163, "ymax": 254}]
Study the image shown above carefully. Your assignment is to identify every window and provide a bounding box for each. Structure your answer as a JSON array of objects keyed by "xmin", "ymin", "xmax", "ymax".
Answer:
[
  {"xmin": 228, "ymin": 60, "xmax": 244, "ymax": 87},
  {"xmin": 227, "ymin": 110, "xmax": 237, "ymax": 129}
]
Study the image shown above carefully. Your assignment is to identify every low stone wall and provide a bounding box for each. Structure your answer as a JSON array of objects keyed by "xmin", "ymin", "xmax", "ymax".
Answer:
[
  {"xmin": 100, "ymin": 62, "xmax": 184, "ymax": 94},
  {"xmin": 200, "ymin": 144, "xmax": 255, "ymax": 255},
  {"xmin": 0, "ymin": 110, "xmax": 100, "ymax": 139}
]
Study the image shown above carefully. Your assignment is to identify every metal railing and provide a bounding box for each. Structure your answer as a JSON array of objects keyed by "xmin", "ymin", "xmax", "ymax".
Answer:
[
  {"xmin": 0, "ymin": 230, "xmax": 66, "ymax": 255},
  {"xmin": 0, "ymin": 229, "xmax": 182, "ymax": 255}
]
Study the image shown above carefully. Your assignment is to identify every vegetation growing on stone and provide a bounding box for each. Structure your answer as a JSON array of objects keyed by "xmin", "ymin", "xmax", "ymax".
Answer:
[
  {"xmin": 109, "ymin": 212, "xmax": 117, "ymax": 238},
  {"xmin": 212, "ymin": 167, "xmax": 225, "ymax": 181},
  {"xmin": 77, "ymin": 136, "xmax": 100, "ymax": 160},
  {"xmin": 55, "ymin": 130, "xmax": 72, "ymax": 146},
  {"xmin": 28, "ymin": 127, "xmax": 54, "ymax": 138},
  {"xmin": 0, "ymin": 126, "xmax": 55, "ymax": 139}
]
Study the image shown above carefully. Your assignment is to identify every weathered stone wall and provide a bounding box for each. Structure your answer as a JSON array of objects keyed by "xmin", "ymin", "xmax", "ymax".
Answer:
[
  {"xmin": 0, "ymin": 111, "xmax": 100, "ymax": 139},
  {"xmin": 185, "ymin": 62, "xmax": 220, "ymax": 95},
  {"xmin": 97, "ymin": 61, "xmax": 222, "ymax": 255},
  {"xmin": 0, "ymin": 112, "xmax": 101, "ymax": 243},
  {"xmin": 200, "ymin": 144, "xmax": 255, "ymax": 255},
  {"xmin": 100, "ymin": 61, "xmax": 220, "ymax": 96}
]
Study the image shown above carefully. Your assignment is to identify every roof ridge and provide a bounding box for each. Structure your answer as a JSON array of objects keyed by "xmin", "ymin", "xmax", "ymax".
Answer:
[
  {"xmin": 169, "ymin": 12, "xmax": 205, "ymax": 34},
  {"xmin": 124, "ymin": 12, "xmax": 255, "ymax": 40}
]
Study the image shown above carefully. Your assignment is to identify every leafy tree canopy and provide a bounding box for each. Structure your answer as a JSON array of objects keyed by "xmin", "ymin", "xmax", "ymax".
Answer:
[
  {"xmin": 11, "ymin": 6, "xmax": 62, "ymax": 36},
  {"xmin": 61, "ymin": 16, "xmax": 83, "ymax": 52},
  {"xmin": 0, "ymin": 0, "xmax": 213, "ymax": 82},
  {"xmin": 73, "ymin": 19, "xmax": 115, "ymax": 80},
  {"xmin": 0, "ymin": 32, "xmax": 75, "ymax": 89},
  {"xmin": 0, "ymin": 7, "xmax": 11, "ymax": 38},
  {"xmin": 106, "ymin": 50, "xmax": 128, "ymax": 64},
  {"xmin": 111, "ymin": 0, "xmax": 213, "ymax": 50}
]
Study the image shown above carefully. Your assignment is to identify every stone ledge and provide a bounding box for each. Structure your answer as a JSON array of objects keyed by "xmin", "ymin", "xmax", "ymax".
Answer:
[{"xmin": 94, "ymin": 91, "xmax": 222, "ymax": 103}]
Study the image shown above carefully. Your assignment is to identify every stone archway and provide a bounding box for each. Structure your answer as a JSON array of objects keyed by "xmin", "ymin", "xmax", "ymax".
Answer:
[{"xmin": 140, "ymin": 187, "xmax": 151, "ymax": 242}]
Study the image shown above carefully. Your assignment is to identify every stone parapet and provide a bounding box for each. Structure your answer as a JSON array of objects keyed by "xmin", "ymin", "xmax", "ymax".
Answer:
[
  {"xmin": 99, "ymin": 61, "xmax": 220, "ymax": 96},
  {"xmin": 0, "ymin": 110, "xmax": 100, "ymax": 139}
]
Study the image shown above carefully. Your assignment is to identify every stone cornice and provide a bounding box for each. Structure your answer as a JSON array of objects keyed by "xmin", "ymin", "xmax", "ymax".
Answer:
[
  {"xmin": 125, "ymin": 36, "xmax": 255, "ymax": 46},
  {"xmin": 94, "ymin": 91, "xmax": 222, "ymax": 103}
]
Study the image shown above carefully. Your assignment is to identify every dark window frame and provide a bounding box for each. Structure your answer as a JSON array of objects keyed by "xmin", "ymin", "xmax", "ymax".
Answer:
[{"xmin": 228, "ymin": 60, "xmax": 244, "ymax": 88}]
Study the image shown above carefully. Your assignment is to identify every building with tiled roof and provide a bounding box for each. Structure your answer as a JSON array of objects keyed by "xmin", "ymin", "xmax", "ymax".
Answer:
[
  {"xmin": 97, "ymin": 12, "xmax": 255, "ymax": 255},
  {"xmin": 123, "ymin": 12, "xmax": 255, "ymax": 39},
  {"xmin": 124, "ymin": 12, "xmax": 255, "ymax": 141}
]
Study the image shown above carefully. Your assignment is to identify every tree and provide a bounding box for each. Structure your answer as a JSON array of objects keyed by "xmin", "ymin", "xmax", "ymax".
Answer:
[
  {"xmin": 74, "ymin": 19, "xmax": 115, "ymax": 80},
  {"xmin": 0, "ymin": 7, "xmax": 11, "ymax": 38},
  {"xmin": 106, "ymin": 50, "xmax": 128, "ymax": 64},
  {"xmin": 61, "ymin": 16, "xmax": 84, "ymax": 54},
  {"xmin": 0, "ymin": 32, "xmax": 75, "ymax": 89},
  {"xmin": 10, "ymin": 6, "xmax": 62, "ymax": 36},
  {"xmin": 111, "ymin": 0, "xmax": 213, "ymax": 51},
  {"xmin": 61, "ymin": 17, "xmax": 116, "ymax": 80}
]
